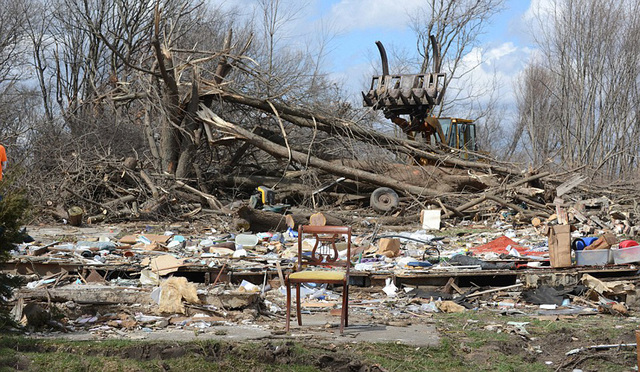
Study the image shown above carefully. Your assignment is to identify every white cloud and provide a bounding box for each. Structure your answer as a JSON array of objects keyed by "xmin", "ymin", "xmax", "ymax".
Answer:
[
  {"xmin": 449, "ymin": 42, "xmax": 533, "ymax": 113},
  {"xmin": 485, "ymin": 42, "xmax": 518, "ymax": 64},
  {"xmin": 328, "ymin": 0, "xmax": 424, "ymax": 31},
  {"xmin": 523, "ymin": 0, "xmax": 555, "ymax": 23}
]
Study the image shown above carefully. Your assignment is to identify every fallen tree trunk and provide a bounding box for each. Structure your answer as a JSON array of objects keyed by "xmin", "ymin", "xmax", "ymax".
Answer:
[
  {"xmin": 206, "ymin": 89, "xmax": 519, "ymax": 176},
  {"xmin": 237, "ymin": 206, "xmax": 344, "ymax": 232},
  {"xmin": 237, "ymin": 206, "xmax": 295, "ymax": 232},
  {"xmin": 198, "ymin": 106, "xmax": 450, "ymax": 201}
]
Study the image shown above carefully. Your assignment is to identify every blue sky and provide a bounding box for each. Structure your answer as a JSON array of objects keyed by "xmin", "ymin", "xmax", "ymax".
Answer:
[
  {"xmin": 319, "ymin": 0, "xmax": 538, "ymax": 107},
  {"xmin": 220, "ymin": 0, "xmax": 542, "ymax": 111}
]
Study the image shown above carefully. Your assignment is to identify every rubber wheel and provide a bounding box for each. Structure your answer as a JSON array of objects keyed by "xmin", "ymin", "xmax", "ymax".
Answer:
[{"xmin": 370, "ymin": 187, "xmax": 399, "ymax": 213}]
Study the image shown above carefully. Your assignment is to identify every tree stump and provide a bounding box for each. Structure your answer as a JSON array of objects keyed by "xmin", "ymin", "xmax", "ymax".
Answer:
[{"xmin": 67, "ymin": 206, "xmax": 84, "ymax": 226}]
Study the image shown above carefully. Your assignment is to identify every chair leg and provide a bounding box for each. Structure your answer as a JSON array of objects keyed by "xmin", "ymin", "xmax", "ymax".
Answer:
[
  {"xmin": 343, "ymin": 284, "xmax": 349, "ymax": 327},
  {"xmin": 286, "ymin": 279, "xmax": 291, "ymax": 332},
  {"xmin": 296, "ymin": 283, "xmax": 302, "ymax": 326},
  {"xmin": 340, "ymin": 284, "xmax": 348, "ymax": 334}
]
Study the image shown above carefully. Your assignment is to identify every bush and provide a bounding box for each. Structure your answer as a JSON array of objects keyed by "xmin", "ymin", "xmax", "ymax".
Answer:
[{"xmin": 0, "ymin": 174, "xmax": 29, "ymax": 329}]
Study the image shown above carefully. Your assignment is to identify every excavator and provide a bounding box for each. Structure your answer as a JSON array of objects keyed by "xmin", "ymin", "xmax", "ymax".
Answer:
[
  {"xmin": 362, "ymin": 36, "xmax": 477, "ymax": 161},
  {"xmin": 362, "ymin": 36, "xmax": 478, "ymax": 212}
]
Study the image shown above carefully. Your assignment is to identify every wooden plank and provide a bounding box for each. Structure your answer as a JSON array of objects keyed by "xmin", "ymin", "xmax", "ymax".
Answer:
[
  {"xmin": 556, "ymin": 174, "xmax": 587, "ymax": 196},
  {"xmin": 465, "ymin": 283, "xmax": 523, "ymax": 298},
  {"xmin": 19, "ymin": 286, "xmax": 152, "ymax": 305},
  {"xmin": 443, "ymin": 277, "xmax": 455, "ymax": 294}
]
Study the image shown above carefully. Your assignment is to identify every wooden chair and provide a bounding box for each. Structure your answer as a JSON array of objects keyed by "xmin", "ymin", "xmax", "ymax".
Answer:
[{"xmin": 285, "ymin": 225, "xmax": 351, "ymax": 333}]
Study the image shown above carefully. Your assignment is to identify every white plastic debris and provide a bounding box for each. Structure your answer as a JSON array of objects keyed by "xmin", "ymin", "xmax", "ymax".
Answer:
[
  {"xmin": 507, "ymin": 245, "xmax": 521, "ymax": 257},
  {"xmin": 150, "ymin": 286, "xmax": 162, "ymax": 304},
  {"xmin": 26, "ymin": 278, "xmax": 56, "ymax": 289},
  {"xmin": 354, "ymin": 262, "xmax": 374, "ymax": 271},
  {"xmin": 199, "ymin": 239, "xmax": 214, "ymax": 248},
  {"xmin": 233, "ymin": 248, "xmax": 247, "ymax": 258},
  {"xmin": 140, "ymin": 268, "xmax": 161, "ymax": 286},
  {"xmin": 422, "ymin": 301, "xmax": 439, "ymax": 313},
  {"xmin": 239, "ymin": 280, "xmax": 260, "ymax": 292},
  {"xmin": 382, "ymin": 278, "xmax": 398, "ymax": 297}
]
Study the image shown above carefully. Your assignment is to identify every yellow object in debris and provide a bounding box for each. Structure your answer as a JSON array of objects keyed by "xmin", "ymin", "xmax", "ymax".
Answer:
[
  {"xmin": 436, "ymin": 300, "xmax": 466, "ymax": 313},
  {"xmin": 158, "ymin": 277, "xmax": 199, "ymax": 314},
  {"xmin": 289, "ymin": 271, "xmax": 345, "ymax": 281}
]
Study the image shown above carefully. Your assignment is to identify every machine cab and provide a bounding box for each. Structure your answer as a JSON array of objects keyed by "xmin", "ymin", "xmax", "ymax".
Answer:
[{"xmin": 437, "ymin": 118, "xmax": 477, "ymax": 160}]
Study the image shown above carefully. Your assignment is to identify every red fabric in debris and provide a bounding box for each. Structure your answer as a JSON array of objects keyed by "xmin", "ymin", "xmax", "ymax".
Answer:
[
  {"xmin": 620, "ymin": 240, "xmax": 639, "ymax": 248},
  {"xmin": 471, "ymin": 236, "xmax": 546, "ymax": 257}
]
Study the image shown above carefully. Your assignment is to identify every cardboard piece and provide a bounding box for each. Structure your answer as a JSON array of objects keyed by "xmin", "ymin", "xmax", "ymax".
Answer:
[
  {"xmin": 119, "ymin": 234, "xmax": 171, "ymax": 245},
  {"xmin": 584, "ymin": 233, "xmax": 617, "ymax": 251},
  {"xmin": 546, "ymin": 225, "xmax": 572, "ymax": 268},
  {"xmin": 581, "ymin": 273, "xmax": 635, "ymax": 295},
  {"xmin": 149, "ymin": 254, "xmax": 185, "ymax": 276},
  {"xmin": 377, "ymin": 238, "xmax": 401, "ymax": 258},
  {"xmin": 420, "ymin": 209, "xmax": 441, "ymax": 230}
]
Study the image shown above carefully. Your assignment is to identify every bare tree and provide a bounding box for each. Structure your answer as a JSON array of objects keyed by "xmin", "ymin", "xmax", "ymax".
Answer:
[
  {"xmin": 409, "ymin": 0, "xmax": 505, "ymax": 113},
  {"xmin": 0, "ymin": 0, "xmax": 35, "ymax": 149},
  {"xmin": 518, "ymin": 0, "xmax": 640, "ymax": 178},
  {"xmin": 0, "ymin": 0, "xmax": 29, "ymax": 89},
  {"xmin": 509, "ymin": 64, "xmax": 562, "ymax": 166}
]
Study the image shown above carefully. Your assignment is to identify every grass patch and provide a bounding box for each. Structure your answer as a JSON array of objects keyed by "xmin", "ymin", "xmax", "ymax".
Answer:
[{"xmin": 0, "ymin": 311, "xmax": 637, "ymax": 371}]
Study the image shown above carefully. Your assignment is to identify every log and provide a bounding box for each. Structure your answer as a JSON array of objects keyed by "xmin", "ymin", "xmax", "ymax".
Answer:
[
  {"xmin": 103, "ymin": 194, "xmax": 136, "ymax": 208},
  {"xmin": 286, "ymin": 208, "xmax": 344, "ymax": 227},
  {"xmin": 237, "ymin": 206, "xmax": 344, "ymax": 232},
  {"xmin": 87, "ymin": 212, "xmax": 106, "ymax": 224},
  {"xmin": 217, "ymin": 175, "xmax": 310, "ymax": 195},
  {"xmin": 67, "ymin": 206, "xmax": 84, "ymax": 226},
  {"xmin": 140, "ymin": 170, "xmax": 159, "ymax": 198},
  {"xmin": 87, "ymin": 208, "xmax": 133, "ymax": 223},
  {"xmin": 48, "ymin": 205, "xmax": 68, "ymax": 221},
  {"xmin": 443, "ymin": 195, "xmax": 488, "ymax": 218},
  {"xmin": 140, "ymin": 195, "xmax": 168, "ymax": 215},
  {"xmin": 237, "ymin": 206, "xmax": 292, "ymax": 232},
  {"xmin": 335, "ymin": 160, "xmax": 498, "ymax": 192},
  {"xmin": 123, "ymin": 157, "xmax": 138, "ymax": 170}
]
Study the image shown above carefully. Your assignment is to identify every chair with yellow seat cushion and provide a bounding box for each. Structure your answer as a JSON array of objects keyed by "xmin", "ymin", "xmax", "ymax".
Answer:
[{"xmin": 285, "ymin": 225, "xmax": 351, "ymax": 333}]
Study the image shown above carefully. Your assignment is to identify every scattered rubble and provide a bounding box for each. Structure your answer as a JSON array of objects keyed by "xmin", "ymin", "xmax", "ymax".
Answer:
[{"xmin": 4, "ymin": 201, "xmax": 640, "ymax": 341}]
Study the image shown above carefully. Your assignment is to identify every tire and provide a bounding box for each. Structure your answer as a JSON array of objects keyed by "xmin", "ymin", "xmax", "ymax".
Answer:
[{"xmin": 370, "ymin": 187, "xmax": 399, "ymax": 213}]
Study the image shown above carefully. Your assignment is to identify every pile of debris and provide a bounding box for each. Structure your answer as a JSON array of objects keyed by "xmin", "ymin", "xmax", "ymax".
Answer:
[{"xmin": 6, "ymin": 205, "xmax": 640, "ymax": 337}]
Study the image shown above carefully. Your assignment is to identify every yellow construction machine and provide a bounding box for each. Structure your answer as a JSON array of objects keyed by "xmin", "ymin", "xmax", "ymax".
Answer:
[
  {"xmin": 362, "ymin": 37, "xmax": 478, "ymax": 161},
  {"xmin": 362, "ymin": 37, "xmax": 478, "ymax": 212}
]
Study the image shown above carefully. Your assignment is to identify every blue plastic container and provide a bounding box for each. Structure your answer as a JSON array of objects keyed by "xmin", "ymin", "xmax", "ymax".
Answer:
[{"xmin": 572, "ymin": 237, "xmax": 598, "ymax": 251}]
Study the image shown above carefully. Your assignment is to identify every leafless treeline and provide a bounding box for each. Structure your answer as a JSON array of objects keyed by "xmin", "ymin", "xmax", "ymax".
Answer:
[
  {"xmin": 512, "ymin": 0, "xmax": 640, "ymax": 180},
  {"xmin": 0, "ymin": 0, "xmax": 639, "ymax": 220},
  {"xmin": 0, "ymin": 0, "xmax": 366, "ymax": 216}
]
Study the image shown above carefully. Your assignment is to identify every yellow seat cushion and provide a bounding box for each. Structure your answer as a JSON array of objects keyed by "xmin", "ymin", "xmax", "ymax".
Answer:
[{"xmin": 289, "ymin": 271, "xmax": 345, "ymax": 281}]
